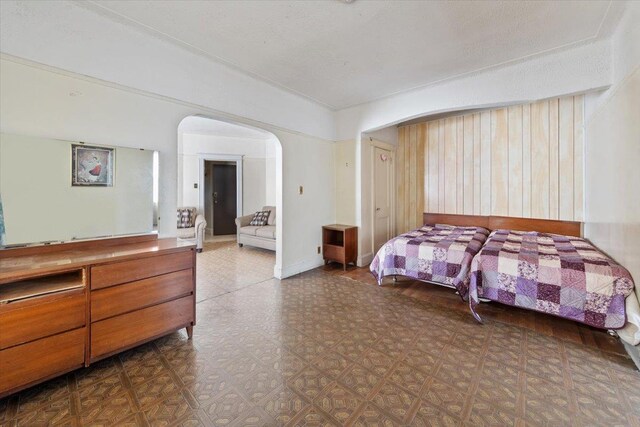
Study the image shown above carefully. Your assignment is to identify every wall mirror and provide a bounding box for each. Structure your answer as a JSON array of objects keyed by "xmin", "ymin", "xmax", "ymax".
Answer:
[{"xmin": 0, "ymin": 133, "xmax": 158, "ymax": 248}]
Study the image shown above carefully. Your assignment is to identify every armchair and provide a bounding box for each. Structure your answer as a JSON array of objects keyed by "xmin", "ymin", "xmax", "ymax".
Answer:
[{"xmin": 176, "ymin": 207, "xmax": 206, "ymax": 252}]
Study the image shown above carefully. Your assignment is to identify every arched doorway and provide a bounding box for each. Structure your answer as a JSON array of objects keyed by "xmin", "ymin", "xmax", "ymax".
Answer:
[{"xmin": 177, "ymin": 115, "xmax": 283, "ymax": 285}]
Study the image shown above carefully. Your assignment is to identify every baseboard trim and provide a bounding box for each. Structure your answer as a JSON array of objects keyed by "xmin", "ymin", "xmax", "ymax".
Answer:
[
  {"xmin": 357, "ymin": 252, "xmax": 374, "ymax": 267},
  {"xmin": 623, "ymin": 341, "xmax": 640, "ymax": 371},
  {"xmin": 279, "ymin": 257, "xmax": 324, "ymax": 279}
]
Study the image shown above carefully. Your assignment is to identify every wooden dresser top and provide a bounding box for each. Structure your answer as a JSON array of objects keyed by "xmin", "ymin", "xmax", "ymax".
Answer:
[{"xmin": 0, "ymin": 237, "xmax": 195, "ymax": 284}]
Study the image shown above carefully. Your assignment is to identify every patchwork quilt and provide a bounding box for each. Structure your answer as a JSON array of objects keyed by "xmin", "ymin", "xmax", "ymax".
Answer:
[
  {"xmin": 465, "ymin": 230, "xmax": 635, "ymax": 329},
  {"xmin": 370, "ymin": 225, "xmax": 490, "ymax": 290}
]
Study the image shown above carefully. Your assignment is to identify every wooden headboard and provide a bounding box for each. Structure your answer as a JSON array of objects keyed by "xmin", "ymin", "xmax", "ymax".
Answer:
[{"xmin": 423, "ymin": 213, "xmax": 583, "ymax": 237}]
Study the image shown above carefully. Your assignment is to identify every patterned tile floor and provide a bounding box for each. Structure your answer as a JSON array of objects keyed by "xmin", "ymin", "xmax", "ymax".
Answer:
[{"xmin": 1, "ymin": 242, "xmax": 639, "ymax": 426}]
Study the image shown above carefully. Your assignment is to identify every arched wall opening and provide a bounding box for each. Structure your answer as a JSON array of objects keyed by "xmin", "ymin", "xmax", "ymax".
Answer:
[
  {"xmin": 177, "ymin": 115, "xmax": 284, "ymax": 278},
  {"xmin": 355, "ymin": 94, "xmax": 592, "ymax": 265},
  {"xmin": 353, "ymin": 102, "xmax": 530, "ymax": 266}
]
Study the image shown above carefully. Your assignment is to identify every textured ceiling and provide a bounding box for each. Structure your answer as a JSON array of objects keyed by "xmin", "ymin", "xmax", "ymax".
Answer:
[{"xmin": 84, "ymin": 0, "xmax": 616, "ymax": 110}]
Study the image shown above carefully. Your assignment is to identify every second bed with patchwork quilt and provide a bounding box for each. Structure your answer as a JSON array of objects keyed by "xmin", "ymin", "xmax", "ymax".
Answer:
[
  {"xmin": 464, "ymin": 229, "xmax": 635, "ymax": 329},
  {"xmin": 370, "ymin": 224, "xmax": 490, "ymax": 291}
]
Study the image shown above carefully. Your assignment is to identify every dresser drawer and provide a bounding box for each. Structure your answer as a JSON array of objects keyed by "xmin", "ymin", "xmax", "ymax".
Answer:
[
  {"xmin": 91, "ymin": 269, "xmax": 193, "ymax": 322},
  {"xmin": 0, "ymin": 328, "xmax": 85, "ymax": 398},
  {"xmin": 91, "ymin": 251, "xmax": 193, "ymax": 290},
  {"xmin": 0, "ymin": 289, "xmax": 85, "ymax": 350},
  {"xmin": 91, "ymin": 295, "xmax": 194, "ymax": 360}
]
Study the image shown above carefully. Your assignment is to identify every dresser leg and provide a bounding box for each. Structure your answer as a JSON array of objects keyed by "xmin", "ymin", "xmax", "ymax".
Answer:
[{"xmin": 186, "ymin": 325, "xmax": 193, "ymax": 339}]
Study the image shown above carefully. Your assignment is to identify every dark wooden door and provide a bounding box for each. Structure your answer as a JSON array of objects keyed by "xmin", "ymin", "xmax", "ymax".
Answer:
[{"xmin": 212, "ymin": 164, "xmax": 237, "ymax": 235}]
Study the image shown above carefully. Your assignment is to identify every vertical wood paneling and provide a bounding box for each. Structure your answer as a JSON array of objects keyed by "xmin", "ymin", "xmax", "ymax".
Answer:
[
  {"xmin": 427, "ymin": 122, "xmax": 439, "ymax": 213},
  {"xmin": 491, "ymin": 108, "xmax": 509, "ymax": 216},
  {"xmin": 404, "ymin": 124, "xmax": 411, "ymax": 229},
  {"xmin": 438, "ymin": 120, "xmax": 445, "ymax": 213},
  {"xmin": 397, "ymin": 94, "xmax": 584, "ymax": 225},
  {"xmin": 417, "ymin": 124, "xmax": 426, "ymax": 227},
  {"xmin": 531, "ymin": 100, "xmax": 550, "ymax": 219},
  {"xmin": 549, "ymin": 98, "xmax": 560, "ymax": 220},
  {"xmin": 456, "ymin": 116, "xmax": 464, "ymax": 214},
  {"xmin": 508, "ymin": 105, "xmax": 523, "ymax": 217},
  {"xmin": 480, "ymin": 111, "xmax": 492, "ymax": 215},
  {"xmin": 463, "ymin": 115, "xmax": 474, "ymax": 214},
  {"xmin": 574, "ymin": 94, "xmax": 584, "ymax": 220},
  {"xmin": 473, "ymin": 113, "xmax": 481, "ymax": 215},
  {"xmin": 408, "ymin": 125, "xmax": 417, "ymax": 228},
  {"xmin": 444, "ymin": 118, "xmax": 457, "ymax": 213},
  {"xmin": 559, "ymin": 97, "xmax": 574, "ymax": 220},
  {"xmin": 396, "ymin": 127, "xmax": 405, "ymax": 232},
  {"xmin": 522, "ymin": 103, "xmax": 532, "ymax": 217}
]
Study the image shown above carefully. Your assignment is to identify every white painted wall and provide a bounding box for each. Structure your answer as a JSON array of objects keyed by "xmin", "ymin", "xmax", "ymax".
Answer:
[
  {"xmin": 178, "ymin": 133, "xmax": 276, "ymax": 216},
  {"xmin": 265, "ymin": 141, "xmax": 277, "ymax": 205},
  {"xmin": 0, "ymin": 57, "xmax": 335, "ymax": 279},
  {"xmin": 0, "ymin": 1, "xmax": 335, "ymax": 141},
  {"xmin": 266, "ymin": 157, "xmax": 277, "ymax": 207},
  {"xmin": 583, "ymin": 2, "xmax": 640, "ymax": 347},
  {"xmin": 0, "ymin": 58, "xmax": 190, "ymax": 238},
  {"xmin": 277, "ymin": 133, "xmax": 335, "ymax": 277},
  {"xmin": 334, "ymin": 40, "xmax": 613, "ymax": 265},
  {"xmin": 363, "ymin": 127, "xmax": 398, "ymax": 146},
  {"xmin": 0, "ymin": 133, "xmax": 154, "ymax": 245},
  {"xmin": 242, "ymin": 159, "xmax": 268, "ymax": 214},
  {"xmin": 335, "ymin": 41, "xmax": 611, "ymax": 139},
  {"xmin": 1, "ymin": 0, "xmax": 635, "ymax": 286},
  {"xmin": 334, "ymin": 140, "xmax": 357, "ymax": 225}
]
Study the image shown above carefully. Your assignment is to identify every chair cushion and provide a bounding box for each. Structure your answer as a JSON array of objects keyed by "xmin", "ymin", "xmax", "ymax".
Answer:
[
  {"xmin": 177, "ymin": 207, "xmax": 196, "ymax": 228},
  {"xmin": 239, "ymin": 226, "xmax": 261, "ymax": 236},
  {"xmin": 249, "ymin": 210, "xmax": 270, "ymax": 226},
  {"xmin": 176, "ymin": 227, "xmax": 195, "ymax": 239},
  {"xmin": 255, "ymin": 225, "xmax": 276, "ymax": 239},
  {"xmin": 263, "ymin": 206, "xmax": 276, "ymax": 226}
]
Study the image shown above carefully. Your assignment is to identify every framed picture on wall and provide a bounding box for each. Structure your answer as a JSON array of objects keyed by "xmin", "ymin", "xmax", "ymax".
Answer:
[{"xmin": 71, "ymin": 144, "xmax": 115, "ymax": 186}]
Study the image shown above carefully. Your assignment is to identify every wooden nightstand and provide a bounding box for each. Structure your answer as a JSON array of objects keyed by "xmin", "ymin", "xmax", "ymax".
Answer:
[{"xmin": 322, "ymin": 224, "xmax": 358, "ymax": 270}]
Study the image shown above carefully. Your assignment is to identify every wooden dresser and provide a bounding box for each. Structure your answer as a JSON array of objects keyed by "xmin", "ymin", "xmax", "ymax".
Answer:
[{"xmin": 0, "ymin": 235, "xmax": 196, "ymax": 398}]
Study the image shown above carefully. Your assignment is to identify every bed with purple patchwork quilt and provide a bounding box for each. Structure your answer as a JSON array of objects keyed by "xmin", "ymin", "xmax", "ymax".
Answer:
[
  {"xmin": 370, "ymin": 224, "xmax": 490, "ymax": 292},
  {"xmin": 464, "ymin": 229, "xmax": 635, "ymax": 329}
]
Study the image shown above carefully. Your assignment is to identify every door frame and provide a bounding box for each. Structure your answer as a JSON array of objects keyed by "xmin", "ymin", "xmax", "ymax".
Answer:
[
  {"xmin": 198, "ymin": 154, "xmax": 243, "ymax": 224},
  {"xmin": 369, "ymin": 138, "xmax": 395, "ymax": 255}
]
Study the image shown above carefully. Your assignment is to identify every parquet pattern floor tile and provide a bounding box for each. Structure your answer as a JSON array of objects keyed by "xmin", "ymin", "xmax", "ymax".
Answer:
[{"xmin": 1, "ymin": 242, "xmax": 639, "ymax": 426}]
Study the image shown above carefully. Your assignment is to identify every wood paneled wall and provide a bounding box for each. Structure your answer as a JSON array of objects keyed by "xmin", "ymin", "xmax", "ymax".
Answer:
[{"xmin": 396, "ymin": 95, "xmax": 584, "ymax": 233}]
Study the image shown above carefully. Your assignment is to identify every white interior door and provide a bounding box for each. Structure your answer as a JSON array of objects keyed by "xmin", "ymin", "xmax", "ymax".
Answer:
[{"xmin": 373, "ymin": 146, "xmax": 393, "ymax": 253}]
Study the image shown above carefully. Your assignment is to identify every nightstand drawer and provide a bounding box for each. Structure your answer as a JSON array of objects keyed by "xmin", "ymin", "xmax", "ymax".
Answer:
[{"xmin": 323, "ymin": 244, "xmax": 344, "ymax": 260}]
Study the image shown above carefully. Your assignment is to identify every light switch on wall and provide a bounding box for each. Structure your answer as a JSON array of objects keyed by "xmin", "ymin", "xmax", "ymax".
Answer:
[
  {"xmin": 299, "ymin": 185, "xmax": 304, "ymax": 195},
  {"xmin": 193, "ymin": 183, "xmax": 198, "ymax": 189}
]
